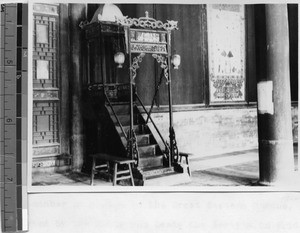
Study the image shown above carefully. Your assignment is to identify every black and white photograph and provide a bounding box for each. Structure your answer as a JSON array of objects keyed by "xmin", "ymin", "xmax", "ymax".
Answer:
[
  {"xmin": 0, "ymin": 1, "xmax": 299, "ymax": 232},
  {"xmin": 29, "ymin": 2, "xmax": 298, "ymax": 187}
]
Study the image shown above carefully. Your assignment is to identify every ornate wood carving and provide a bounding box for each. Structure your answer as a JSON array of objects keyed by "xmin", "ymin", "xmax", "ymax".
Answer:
[
  {"xmin": 131, "ymin": 43, "xmax": 167, "ymax": 54},
  {"xmin": 33, "ymin": 4, "xmax": 60, "ymax": 159},
  {"xmin": 33, "ymin": 3, "xmax": 59, "ymax": 16},
  {"xmin": 131, "ymin": 53, "xmax": 146, "ymax": 81},
  {"xmin": 117, "ymin": 11, "xmax": 178, "ymax": 31},
  {"xmin": 33, "ymin": 89, "xmax": 59, "ymax": 100},
  {"xmin": 152, "ymin": 54, "xmax": 169, "ymax": 84}
]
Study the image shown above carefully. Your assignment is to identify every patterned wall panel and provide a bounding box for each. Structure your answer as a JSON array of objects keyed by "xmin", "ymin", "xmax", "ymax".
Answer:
[
  {"xmin": 207, "ymin": 4, "xmax": 246, "ymax": 104},
  {"xmin": 32, "ymin": 4, "xmax": 60, "ymax": 159},
  {"xmin": 33, "ymin": 102, "xmax": 59, "ymax": 144},
  {"xmin": 33, "ymin": 13, "xmax": 58, "ymax": 89}
]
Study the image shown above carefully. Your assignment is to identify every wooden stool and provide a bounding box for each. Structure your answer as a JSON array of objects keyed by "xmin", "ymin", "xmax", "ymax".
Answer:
[
  {"xmin": 90, "ymin": 153, "xmax": 135, "ymax": 186},
  {"xmin": 112, "ymin": 160, "xmax": 135, "ymax": 186},
  {"xmin": 178, "ymin": 152, "xmax": 192, "ymax": 176}
]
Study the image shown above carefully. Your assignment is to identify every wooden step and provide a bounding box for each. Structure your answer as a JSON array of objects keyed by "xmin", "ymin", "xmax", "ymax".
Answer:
[
  {"xmin": 138, "ymin": 155, "xmax": 163, "ymax": 169},
  {"xmin": 136, "ymin": 134, "xmax": 151, "ymax": 146},
  {"xmin": 106, "ymin": 104, "xmax": 130, "ymax": 115},
  {"xmin": 138, "ymin": 144, "xmax": 157, "ymax": 157},
  {"xmin": 143, "ymin": 172, "xmax": 191, "ymax": 186},
  {"xmin": 116, "ymin": 125, "xmax": 149, "ymax": 135},
  {"xmin": 105, "ymin": 103, "xmax": 168, "ymax": 173},
  {"xmin": 121, "ymin": 134, "xmax": 151, "ymax": 147},
  {"xmin": 141, "ymin": 166, "xmax": 174, "ymax": 178},
  {"xmin": 111, "ymin": 114, "xmax": 139, "ymax": 126}
]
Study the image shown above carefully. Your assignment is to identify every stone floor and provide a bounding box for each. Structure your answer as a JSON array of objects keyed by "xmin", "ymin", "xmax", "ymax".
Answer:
[
  {"xmin": 32, "ymin": 170, "xmax": 109, "ymax": 186},
  {"xmin": 183, "ymin": 145, "xmax": 298, "ymax": 186},
  {"xmin": 32, "ymin": 145, "xmax": 298, "ymax": 187}
]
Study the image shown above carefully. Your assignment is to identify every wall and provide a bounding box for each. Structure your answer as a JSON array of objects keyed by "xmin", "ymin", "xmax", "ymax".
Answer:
[
  {"xmin": 119, "ymin": 4, "xmax": 207, "ymax": 105},
  {"xmin": 145, "ymin": 107, "xmax": 258, "ymax": 157},
  {"xmin": 143, "ymin": 105, "xmax": 298, "ymax": 158}
]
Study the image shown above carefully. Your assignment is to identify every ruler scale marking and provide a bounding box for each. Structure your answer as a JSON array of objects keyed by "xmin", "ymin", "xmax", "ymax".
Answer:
[
  {"xmin": 1, "ymin": 3, "xmax": 28, "ymax": 232},
  {"xmin": 2, "ymin": 4, "xmax": 17, "ymax": 232}
]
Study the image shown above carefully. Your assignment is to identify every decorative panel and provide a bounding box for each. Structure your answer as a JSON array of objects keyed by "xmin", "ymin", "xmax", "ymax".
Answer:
[
  {"xmin": 36, "ymin": 24, "xmax": 48, "ymax": 43},
  {"xmin": 37, "ymin": 115, "xmax": 49, "ymax": 132},
  {"xmin": 129, "ymin": 29, "xmax": 168, "ymax": 54},
  {"xmin": 130, "ymin": 43, "xmax": 167, "ymax": 54},
  {"xmin": 207, "ymin": 4, "xmax": 246, "ymax": 103},
  {"xmin": 32, "ymin": 146, "xmax": 60, "ymax": 157},
  {"xmin": 33, "ymin": 89, "xmax": 59, "ymax": 101},
  {"xmin": 32, "ymin": 4, "xmax": 60, "ymax": 159},
  {"xmin": 32, "ymin": 102, "xmax": 59, "ymax": 145},
  {"xmin": 36, "ymin": 60, "xmax": 49, "ymax": 79},
  {"xmin": 33, "ymin": 14, "xmax": 58, "ymax": 88},
  {"xmin": 33, "ymin": 3, "xmax": 59, "ymax": 16}
]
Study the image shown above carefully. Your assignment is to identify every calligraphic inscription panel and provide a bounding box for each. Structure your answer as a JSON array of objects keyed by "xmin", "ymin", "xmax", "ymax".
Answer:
[
  {"xmin": 130, "ymin": 30, "xmax": 166, "ymax": 43},
  {"xmin": 130, "ymin": 43, "xmax": 167, "ymax": 54},
  {"xmin": 207, "ymin": 4, "xmax": 246, "ymax": 103},
  {"xmin": 130, "ymin": 29, "xmax": 167, "ymax": 54}
]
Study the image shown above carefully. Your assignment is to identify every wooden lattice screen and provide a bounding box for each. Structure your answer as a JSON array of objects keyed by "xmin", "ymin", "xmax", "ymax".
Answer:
[{"xmin": 32, "ymin": 4, "xmax": 60, "ymax": 161}]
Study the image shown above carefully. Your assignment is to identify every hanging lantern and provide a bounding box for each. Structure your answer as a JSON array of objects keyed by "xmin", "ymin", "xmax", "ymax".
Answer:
[
  {"xmin": 114, "ymin": 52, "xmax": 125, "ymax": 68},
  {"xmin": 171, "ymin": 54, "xmax": 181, "ymax": 69}
]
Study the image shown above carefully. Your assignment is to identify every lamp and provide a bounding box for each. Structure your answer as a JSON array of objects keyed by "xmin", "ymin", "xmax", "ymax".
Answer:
[
  {"xmin": 171, "ymin": 54, "xmax": 181, "ymax": 69},
  {"xmin": 114, "ymin": 52, "xmax": 125, "ymax": 68}
]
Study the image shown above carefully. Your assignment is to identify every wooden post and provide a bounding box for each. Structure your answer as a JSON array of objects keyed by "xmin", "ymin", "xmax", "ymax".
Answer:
[
  {"xmin": 127, "ymin": 26, "xmax": 134, "ymax": 160},
  {"xmin": 59, "ymin": 4, "xmax": 70, "ymax": 156},
  {"xmin": 69, "ymin": 4, "xmax": 86, "ymax": 172},
  {"xmin": 167, "ymin": 30, "xmax": 173, "ymax": 167},
  {"xmin": 257, "ymin": 5, "xmax": 294, "ymax": 185}
]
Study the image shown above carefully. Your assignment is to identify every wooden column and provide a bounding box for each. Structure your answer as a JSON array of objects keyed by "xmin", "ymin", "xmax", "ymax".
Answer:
[
  {"xmin": 59, "ymin": 4, "xmax": 70, "ymax": 156},
  {"xmin": 69, "ymin": 4, "xmax": 86, "ymax": 171},
  {"xmin": 257, "ymin": 4, "xmax": 294, "ymax": 185}
]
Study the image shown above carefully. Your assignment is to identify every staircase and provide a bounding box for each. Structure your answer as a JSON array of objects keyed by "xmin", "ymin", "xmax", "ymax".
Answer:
[
  {"xmin": 85, "ymin": 83, "xmax": 190, "ymax": 185},
  {"xmin": 107, "ymin": 103, "xmax": 179, "ymax": 184}
]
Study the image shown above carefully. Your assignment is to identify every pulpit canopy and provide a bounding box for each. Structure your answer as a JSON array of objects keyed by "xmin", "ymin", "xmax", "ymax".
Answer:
[{"xmin": 90, "ymin": 4, "xmax": 124, "ymax": 23}]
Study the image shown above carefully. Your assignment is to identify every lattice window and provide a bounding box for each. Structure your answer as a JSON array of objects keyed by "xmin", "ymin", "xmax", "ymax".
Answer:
[
  {"xmin": 32, "ymin": 4, "xmax": 60, "ymax": 156},
  {"xmin": 32, "ymin": 102, "xmax": 59, "ymax": 145},
  {"xmin": 33, "ymin": 15, "xmax": 58, "ymax": 88}
]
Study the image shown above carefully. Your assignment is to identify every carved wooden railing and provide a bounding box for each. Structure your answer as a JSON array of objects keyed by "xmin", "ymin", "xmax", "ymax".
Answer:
[
  {"xmin": 135, "ymin": 93, "xmax": 171, "ymax": 159},
  {"xmin": 104, "ymin": 93, "xmax": 128, "ymax": 140},
  {"xmin": 87, "ymin": 83, "xmax": 132, "ymax": 139}
]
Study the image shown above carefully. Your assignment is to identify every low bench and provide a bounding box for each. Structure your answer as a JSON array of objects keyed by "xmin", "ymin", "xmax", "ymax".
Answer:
[{"xmin": 90, "ymin": 153, "xmax": 135, "ymax": 186}]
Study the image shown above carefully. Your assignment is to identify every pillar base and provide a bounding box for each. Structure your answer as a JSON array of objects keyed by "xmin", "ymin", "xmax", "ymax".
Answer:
[
  {"xmin": 71, "ymin": 134, "xmax": 84, "ymax": 172},
  {"xmin": 259, "ymin": 139, "xmax": 294, "ymax": 185},
  {"xmin": 258, "ymin": 171, "xmax": 300, "ymax": 187}
]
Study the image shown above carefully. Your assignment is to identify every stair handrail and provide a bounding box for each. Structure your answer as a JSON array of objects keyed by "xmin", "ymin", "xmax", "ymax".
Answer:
[
  {"xmin": 146, "ymin": 69, "xmax": 164, "ymax": 124},
  {"xmin": 104, "ymin": 93, "xmax": 128, "ymax": 140},
  {"xmin": 135, "ymin": 93, "xmax": 170, "ymax": 153},
  {"xmin": 126, "ymin": 129, "xmax": 140, "ymax": 166}
]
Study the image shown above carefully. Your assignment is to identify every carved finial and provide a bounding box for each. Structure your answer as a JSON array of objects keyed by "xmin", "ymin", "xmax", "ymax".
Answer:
[{"xmin": 145, "ymin": 11, "xmax": 149, "ymax": 18}]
